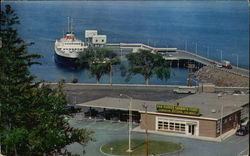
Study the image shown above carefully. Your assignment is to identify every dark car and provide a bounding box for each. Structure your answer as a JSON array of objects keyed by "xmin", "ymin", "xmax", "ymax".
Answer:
[{"xmin": 236, "ymin": 124, "xmax": 249, "ymax": 136}]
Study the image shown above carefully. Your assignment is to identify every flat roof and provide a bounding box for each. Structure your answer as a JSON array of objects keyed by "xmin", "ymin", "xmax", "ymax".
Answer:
[{"xmin": 75, "ymin": 93, "xmax": 249, "ymax": 120}]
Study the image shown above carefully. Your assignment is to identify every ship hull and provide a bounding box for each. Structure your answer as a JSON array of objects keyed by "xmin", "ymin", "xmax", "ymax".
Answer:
[{"xmin": 54, "ymin": 53, "xmax": 79, "ymax": 69}]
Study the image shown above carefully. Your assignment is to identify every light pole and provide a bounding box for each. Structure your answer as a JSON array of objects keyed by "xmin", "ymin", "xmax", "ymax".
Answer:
[
  {"xmin": 232, "ymin": 54, "xmax": 239, "ymax": 69},
  {"xmin": 220, "ymin": 50, "xmax": 223, "ymax": 62},
  {"xmin": 195, "ymin": 42, "xmax": 198, "ymax": 55},
  {"xmin": 120, "ymin": 94, "xmax": 133, "ymax": 153},
  {"xmin": 185, "ymin": 40, "xmax": 188, "ymax": 51},
  {"xmin": 203, "ymin": 46, "xmax": 209, "ymax": 58},
  {"xmin": 120, "ymin": 48, "xmax": 123, "ymax": 59},
  {"xmin": 191, "ymin": 42, "xmax": 198, "ymax": 55},
  {"xmin": 142, "ymin": 104, "xmax": 149, "ymax": 156},
  {"xmin": 216, "ymin": 49, "xmax": 223, "ymax": 62},
  {"xmin": 218, "ymin": 93, "xmax": 223, "ymax": 141}
]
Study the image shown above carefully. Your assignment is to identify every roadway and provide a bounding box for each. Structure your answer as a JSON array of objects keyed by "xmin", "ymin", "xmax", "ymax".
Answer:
[
  {"xmin": 165, "ymin": 50, "xmax": 249, "ymax": 78},
  {"xmin": 67, "ymin": 119, "xmax": 249, "ymax": 156}
]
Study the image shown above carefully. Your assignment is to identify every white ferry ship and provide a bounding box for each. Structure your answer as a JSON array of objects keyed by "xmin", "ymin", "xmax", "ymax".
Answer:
[
  {"xmin": 55, "ymin": 32, "xmax": 87, "ymax": 59},
  {"xmin": 54, "ymin": 18, "xmax": 88, "ymax": 67},
  {"xmin": 54, "ymin": 18, "xmax": 107, "ymax": 68}
]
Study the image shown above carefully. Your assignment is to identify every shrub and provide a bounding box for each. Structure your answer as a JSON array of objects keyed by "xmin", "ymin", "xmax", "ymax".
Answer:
[{"xmin": 72, "ymin": 77, "xmax": 78, "ymax": 83}]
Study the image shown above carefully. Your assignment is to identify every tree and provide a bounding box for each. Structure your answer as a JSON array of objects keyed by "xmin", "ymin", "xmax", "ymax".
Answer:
[
  {"xmin": 0, "ymin": 5, "xmax": 42, "ymax": 155},
  {"xmin": 125, "ymin": 49, "xmax": 171, "ymax": 85},
  {"xmin": 0, "ymin": 5, "xmax": 93, "ymax": 155},
  {"xmin": 24, "ymin": 82, "xmax": 94, "ymax": 155},
  {"xmin": 78, "ymin": 47, "xmax": 120, "ymax": 84}
]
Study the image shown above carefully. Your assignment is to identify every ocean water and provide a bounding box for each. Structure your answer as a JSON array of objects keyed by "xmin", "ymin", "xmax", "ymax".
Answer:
[{"xmin": 3, "ymin": 1, "xmax": 249, "ymax": 85}]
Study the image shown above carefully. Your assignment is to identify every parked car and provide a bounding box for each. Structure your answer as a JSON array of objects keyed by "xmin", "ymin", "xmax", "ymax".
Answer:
[
  {"xmin": 233, "ymin": 90, "xmax": 245, "ymax": 95},
  {"xmin": 173, "ymin": 86, "xmax": 196, "ymax": 94},
  {"xmin": 96, "ymin": 114, "xmax": 106, "ymax": 121},
  {"xmin": 216, "ymin": 64, "xmax": 223, "ymax": 68},
  {"xmin": 236, "ymin": 121, "xmax": 249, "ymax": 136},
  {"xmin": 236, "ymin": 125, "xmax": 249, "ymax": 136}
]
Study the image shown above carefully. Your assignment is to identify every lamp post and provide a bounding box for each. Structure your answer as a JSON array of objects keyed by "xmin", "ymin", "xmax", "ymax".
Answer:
[
  {"xmin": 120, "ymin": 48, "xmax": 123, "ymax": 59},
  {"xmin": 220, "ymin": 50, "xmax": 223, "ymax": 62},
  {"xmin": 120, "ymin": 94, "xmax": 133, "ymax": 153},
  {"xmin": 191, "ymin": 42, "xmax": 198, "ymax": 55},
  {"xmin": 218, "ymin": 93, "xmax": 223, "ymax": 141},
  {"xmin": 195, "ymin": 42, "xmax": 198, "ymax": 55},
  {"xmin": 203, "ymin": 46, "xmax": 209, "ymax": 58},
  {"xmin": 232, "ymin": 54, "xmax": 239, "ymax": 69},
  {"xmin": 142, "ymin": 104, "xmax": 149, "ymax": 156},
  {"xmin": 185, "ymin": 40, "xmax": 188, "ymax": 51},
  {"xmin": 216, "ymin": 49, "xmax": 223, "ymax": 62}
]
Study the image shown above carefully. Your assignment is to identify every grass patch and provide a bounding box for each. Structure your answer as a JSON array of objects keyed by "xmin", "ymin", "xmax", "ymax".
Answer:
[{"xmin": 101, "ymin": 139, "xmax": 182, "ymax": 155}]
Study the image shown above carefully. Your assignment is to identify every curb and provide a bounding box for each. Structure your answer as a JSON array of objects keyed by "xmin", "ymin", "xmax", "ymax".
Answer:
[{"xmin": 99, "ymin": 141, "xmax": 184, "ymax": 156}]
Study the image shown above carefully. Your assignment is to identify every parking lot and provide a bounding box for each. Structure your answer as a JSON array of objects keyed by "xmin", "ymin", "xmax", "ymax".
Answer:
[{"xmin": 67, "ymin": 119, "xmax": 249, "ymax": 156}]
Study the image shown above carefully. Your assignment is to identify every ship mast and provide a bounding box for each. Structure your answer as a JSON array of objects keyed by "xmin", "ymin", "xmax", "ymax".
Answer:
[
  {"xmin": 67, "ymin": 17, "xmax": 70, "ymax": 33},
  {"xmin": 71, "ymin": 18, "xmax": 73, "ymax": 33}
]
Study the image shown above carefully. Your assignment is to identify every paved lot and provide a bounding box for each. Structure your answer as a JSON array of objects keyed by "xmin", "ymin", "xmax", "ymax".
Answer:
[
  {"xmin": 64, "ymin": 85, "xmax": 188, "ymax": 105},
  {"xmin": 67, "ymin": 119, "xmax": 249, "ymax": 156}
]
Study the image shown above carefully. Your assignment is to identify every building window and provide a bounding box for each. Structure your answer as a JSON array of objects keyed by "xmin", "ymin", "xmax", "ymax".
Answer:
[
  {"xmin": 158, "ymin": 121, "xmax": 163, "ymax": 130},
  {"xmin": 229, "ymin": 116, "xmax": 232, "ymax": 121},
  {"xmin": 169, "ymin": 122, "xmax": 174, "ymax": 130},
  {"xmin": 175, "ymin": 123, "xmax": 180, "ymax": 131},
  {"xmin": 102, "ymin": 39, "xmax": 104, "ymax": 42},
  {"xmin": 157, "ymin": 118, "xmax": 189, "ymax": 134},
  {"xmin": 181, "ymin": 124, "xmax": 185, "ymax": 132},
  {"xmin": 216, "ymin": 120, "xmax": 221, "ymax": 134},
  {"xmin": 163, "ymin": 122, "xmax": 168, "ymax": 130}
]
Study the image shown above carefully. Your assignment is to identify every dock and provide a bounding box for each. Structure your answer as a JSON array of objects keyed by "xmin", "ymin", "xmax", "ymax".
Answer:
[{"xmin": 105, "ymin": 43, "xmax": 249, "ymax": 78}]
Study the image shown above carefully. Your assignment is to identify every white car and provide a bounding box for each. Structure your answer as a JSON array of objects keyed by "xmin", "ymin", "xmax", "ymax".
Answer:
[{"xmin": 216, "ymin": 64, "xmax": 223, "ymax": 68}]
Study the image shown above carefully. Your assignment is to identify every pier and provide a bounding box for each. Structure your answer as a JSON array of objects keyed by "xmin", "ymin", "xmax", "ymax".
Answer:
[{"xmin": 106, "ymin": 43, "xmax": 249, "ymax": 78}]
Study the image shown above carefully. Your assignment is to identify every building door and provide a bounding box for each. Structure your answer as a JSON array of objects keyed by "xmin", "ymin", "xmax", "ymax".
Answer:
[{"xmin": 188, "ymin": 125, "xmax": 195, "ymax": 135}]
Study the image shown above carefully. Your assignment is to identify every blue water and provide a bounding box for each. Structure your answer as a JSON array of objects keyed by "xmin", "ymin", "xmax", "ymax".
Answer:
[{"xmin": 3, "ymin": 1, "xmax": 249, "ymax": 85}]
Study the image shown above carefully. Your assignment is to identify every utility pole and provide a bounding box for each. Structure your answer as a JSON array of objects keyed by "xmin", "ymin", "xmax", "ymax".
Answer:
[
  {"xmin": 120, "ymin": 94, "xmax": 133, "ymax": 153},
  {"xmin": 143, "ymin": 104, "xmax": 149, "ymax": 156},
  {"xmin": 128, "ymin": 97, "xmax": 132, "ymax": 152},
  {"xmin": 187, "ymin": 64, "xmax": 195, "ymax": 86}
]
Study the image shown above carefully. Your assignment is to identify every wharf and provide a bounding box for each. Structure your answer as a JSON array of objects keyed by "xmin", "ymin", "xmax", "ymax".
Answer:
[{"xmin": 105, "ymin": 43, "xmax": 249, "ymax": 78}]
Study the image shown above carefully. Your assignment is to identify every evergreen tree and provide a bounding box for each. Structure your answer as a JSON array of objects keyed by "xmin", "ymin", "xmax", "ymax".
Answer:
[
  {"xmin": 125, "ymin": 49, "xmax": 171, "ymax": 85},
  {"xmin": 0, "ymin": 5, "xmax": 41, "ymax": 155},
  {"xmin": 0, "ymin": 5, "xmax": 93, "ymax": 155}
]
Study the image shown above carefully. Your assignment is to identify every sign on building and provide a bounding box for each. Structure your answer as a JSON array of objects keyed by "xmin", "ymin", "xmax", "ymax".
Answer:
[
  {"xmin": 85, "ymin": 30, "xmax": 98, "ymax": 38},
  {"xmin": 156, "ymin": 104, "xmax": 201, "ymax": 116}
]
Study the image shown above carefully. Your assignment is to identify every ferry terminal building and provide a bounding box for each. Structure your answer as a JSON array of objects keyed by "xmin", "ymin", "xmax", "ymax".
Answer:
[{"xmin": 75, "ymin": 93, "xmax": 249, "ymax": 139}]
